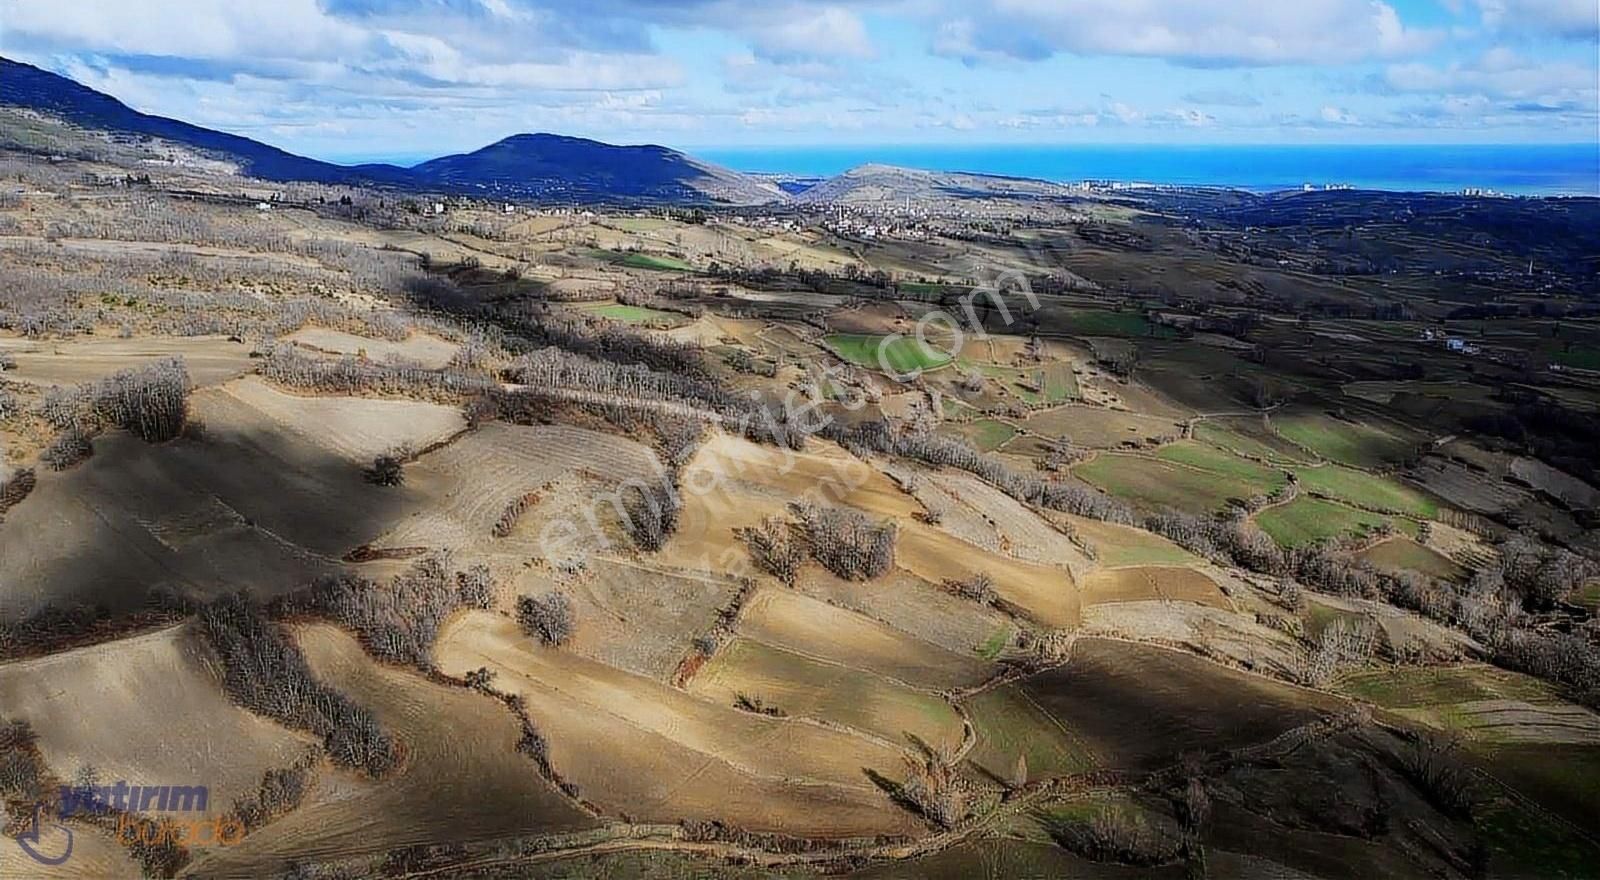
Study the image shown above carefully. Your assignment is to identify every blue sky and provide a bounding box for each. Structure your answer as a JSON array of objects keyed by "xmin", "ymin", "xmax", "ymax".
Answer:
[{"xmin": 1, "ymin": 0, "xmax": 1595, "ymax": 159}]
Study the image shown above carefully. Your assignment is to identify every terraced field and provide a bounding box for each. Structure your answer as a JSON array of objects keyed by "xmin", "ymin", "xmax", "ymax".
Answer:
[
  {"xmin": 689, "ymin": 637, "xmax": 964, "ymax": 748},
  {"xmin": 0, "ymin": 624, "xmax": 313, "ymax": 818},
  {"xmin": 1293, "ymin": 463, "xmax": 1439, "ymax": 518},
  {"xmin": 826, "ymin": 333, "xmax": 953, "ymax": 374},
  {"xmin": 190, "ymin": 623, "xmax": 595, "ymax": 876},
  {"xmin": 1256, "ymin": 496, "xmax": 1415, "ymax": 548},
  {"xmin": 1357, "ymin": 537, "xmax": 1467, "ymax": 581},
  {"xmin": 1074, "ymin": 453, "xmax": 1265, "ymax": 514},
  {"xmin": 1274, "ymin": 411, "xmax": 1418, "ymax": 469},
  {"xmin": 433, "ymin": 611, "xmax": 922, "ymax": 836},
  {"xmin": 287, "ymin": 327, "xmax": 460, "ymax": 368},
  {"xmin": 1081, "ymin": 566, "xmax": 1231, "ymax": 609},
  {"xmin": 1010, "ymin": 639, "xmax": 1342, "ymax": 771}
]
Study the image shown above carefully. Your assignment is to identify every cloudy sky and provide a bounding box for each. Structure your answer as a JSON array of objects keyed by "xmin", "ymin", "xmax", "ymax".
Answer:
[{"xmin": 2, "ymin": 0, "xmax": 1596, "ymax": 160}]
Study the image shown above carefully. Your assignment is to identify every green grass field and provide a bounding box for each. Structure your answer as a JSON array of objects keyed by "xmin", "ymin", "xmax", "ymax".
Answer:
[
  {"xmin": 1156, "ymin": 440, "xmax": 1290, "ymax": 492},
  {"xmin": 1273, "ymin": 412, "xmax": 1414, "ymax": 468},
  {"xmin": 1551, "ymin": 345, "xmax": 1600, "ymax": 371},
  {"xmin": 963, "ymin": 418, "xmax": 1018, "ymax": 451},
  {"xmin": 1194, "ymin": 419, "xmax": 1315, "ymax": 465},
  {"xmin": 1256, "ymin": 496, "xmax": 1414, "ymax": 547},
  {"xmin": 1068, "ymin": 517, "xmax": 1197, "ymax": 567},
  {"xmin": 574, "ymin": 302, "xmax": 684, "ymax": 325},
  {"xmin": 1075, "ymin": 453, "xmax": 1265, "ymax": 514},
  {"xmin": 975, "ymin": 624, "xmax": 1013, "ymax": 661},
  {"xmin": 1335, "ymin": 665, "xmax": 1558, "ymax": 709},
  {"xmin": 1357, "ymin": 537, "xmax": 1467, "ymax": 582},
  {"xmin": 826, "ymin": 333, "xmax": 953, "ymax": 374},
  {"xmin": 618, "ymin": 252, "xmax": 693, "ymax": 271},
  {"xmin": 1293, "ymin": 464, "xmax": 1439, "ymax": 518},
  {"xmin": 962, "ymin": 683, "xmax": 1095, "ymax": 784}
]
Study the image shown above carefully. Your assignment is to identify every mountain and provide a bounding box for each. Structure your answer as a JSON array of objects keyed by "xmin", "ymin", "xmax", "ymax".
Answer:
[
  {"xmin": 411, "ymin": 133, "xmax": 784, "ymax": 205},
  {"xmin": 0, "ymin": 56, "xmax": 781, "ymax": 204},
  {"xmin": 0, "ymin": 57, "xmax": 412, "ymax": 186}
]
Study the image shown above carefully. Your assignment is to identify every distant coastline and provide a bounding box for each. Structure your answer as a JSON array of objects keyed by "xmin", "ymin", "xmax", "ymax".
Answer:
[{"xmin": 693, "ymin": 143, "xmax": 1600, "ymax": 197}]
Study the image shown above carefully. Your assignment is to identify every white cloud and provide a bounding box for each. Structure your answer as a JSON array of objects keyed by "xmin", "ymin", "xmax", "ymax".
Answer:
[
  {"xmin": 1384, "ymin": 48, "xmax": 1596, "ymax": 99},
  {"xmin": 932, "ymin": 0, "xmax": 1439, "ymax": 66},
  {"xmin": 1475, "ymin": 0, "xmax": 1599, "ymax": 40},
  {"xmin": 1320, "ymin": 105, "xmax": 1359, "ymax": 124}
]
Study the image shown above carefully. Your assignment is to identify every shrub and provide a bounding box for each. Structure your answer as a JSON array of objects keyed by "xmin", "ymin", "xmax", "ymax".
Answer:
[
  {"xmin": 1043, "ymin": 806, "xmax": 1184, "ymax": 866},
  {"xmin": 517, "ymin": 592, "xmax": 574, "ymax": 646},
  {"xmin": 492, "ymin": 492, "xmax": 539, "ymax": 537},
  {"xmin": 0, "ymin": 467, "xmax": 36, "ymax": 520},
  {"xmin": 41, "ymin": 428, "xmax": 94, "ymax": 470},
  {"xmin": 946, "ymin": 572, "xmax": 997, "ymax": 604},
  {"xmin": 363, "ymin": 454, "xmax": 404, "ymax": 487},
  {"xmin": 899, "ymin": 750, "xmax": 964, "ymax": 828},
  {"xmin": 625, "ymin": 484, "xmax": 679, "ymax": 552}
]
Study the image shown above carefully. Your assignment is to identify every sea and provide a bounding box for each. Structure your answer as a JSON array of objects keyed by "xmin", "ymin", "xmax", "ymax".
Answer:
[{"xmin": 694, "ymin": 143, "xmax": 1600, "ymax": 197}]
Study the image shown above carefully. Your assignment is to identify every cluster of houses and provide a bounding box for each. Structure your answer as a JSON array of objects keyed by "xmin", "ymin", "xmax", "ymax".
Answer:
[{"xmin": 1419, "ymin": 327, "xmax": 1481, "ymax": 356}]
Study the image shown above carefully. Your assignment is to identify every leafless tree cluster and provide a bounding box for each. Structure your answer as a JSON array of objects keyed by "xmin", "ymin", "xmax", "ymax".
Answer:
[
  {"xmin": 740, "ymin": 516, "xmax": 805, "ymax": 585},
  {"xmin": 0, "ymin": 716, "xmax": 48, "ymax": 807},
  {"xmin": 898, "ymin": 748, "xmax": 964, "ymax": 828},
  {"xmin": 37, "ymin": 357, "xmax": 192, "ymax": 442},
  {"xmin": 1481, "ymin": 534, "xmax": 1595, "ymax": 611},
  {"xmin": 280, "ymin": 555, "xmax": 494, "ymax": 670},
  {"xmin": 625, "ymin": 482, "xmax": 681, "ymax": 552},
  {"xmin": 229, "ymin": 752, "xmax": 318, "ymax": 832},
  {"xmin": 1395, "ymin": 734, "xmax": 1476, "ymax": 819},
  {"xmin": 794, "ymin": 503, "xmax": 896, "ymax": 581},
  {"xmin": 0, "ymin": 467, "xmax": 36, "ymax": 520},
  {"xmin": 517, "ymin": 592, "xmax": 575, "ymax": 646},
  {"xmin": 945, "ymin": 571, "xmax": 998, "ymax": 605},
  {"xmin": 0, "ymin": 248, "xmax": 431, "ymax": 340},
  {"xmin": 39, "ymin": 427, "xmax": 94, "ymax": 470},
  {"xmin": 1293, "ymin": 617, "xmax": 1380, "ymax": 686},
  {"xmin": 198, "ymin": 593, "xmax": 397, "ymax": 777},
  {"xmin": 261, "ymin": 345, "xmax": 493, "ymax": 400},
  {"xmin": 1043, "ymin": 806, "xmax": 1184, "ymax": 867},
  {"xmin": 508, "ymin": 347, "xmax": 733, "ymax": 420}
]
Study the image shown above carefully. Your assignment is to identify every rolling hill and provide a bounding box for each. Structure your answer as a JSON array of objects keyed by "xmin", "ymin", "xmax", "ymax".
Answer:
[{"xmin": 0, "ymin": 56, "xmax": 781, "ymax": 204}]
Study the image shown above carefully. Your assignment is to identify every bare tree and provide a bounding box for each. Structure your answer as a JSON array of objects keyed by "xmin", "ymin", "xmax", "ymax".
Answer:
[{"xmin": 517, "ymin": 592, "xmax": 575, "ymax": 646}]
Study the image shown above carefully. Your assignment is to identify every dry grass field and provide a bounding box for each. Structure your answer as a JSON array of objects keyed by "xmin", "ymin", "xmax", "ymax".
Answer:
[
  {"xmin": 689, "ymin": 637, "xmax": 964, "ymax": 748},
  {"xmin": 188, "ymin": 623, "xmax": 595, "ymax": 876},
  {"xmin": 0, "ymin": 334, "xmax": 255, "ymax": 387},
  {"xmin": 286, "ymin": 327, "xmax": 460, "ymax": 368},
  {"xmin": 0, "ymin": 624, "xmax": 314, "ymax": 816},
  {"xmin": 737, "ymin": 589, "xmax": 993, "ymax": 690},
  {"xmin": 2, "ymin": 114, "xmax": 1597, "ymax": 879},
  {"xmin": 1080, "ymin": 565, "xmax": 1231, "ymax": 609},
  {"xmin": 1012, "ymin": 639, "xmax": 1342, "ymax": 771},
  {"xmin": 433, "ymin": 611, "xmax": 922, "ymax": 837}
]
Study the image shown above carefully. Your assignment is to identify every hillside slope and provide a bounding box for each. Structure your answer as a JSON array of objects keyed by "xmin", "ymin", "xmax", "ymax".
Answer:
[
  {"xmin": 412, "ymin": 133, "xmax": 785, "ymax": 205},
  {"xmin": 0, "ymin": 57, "xmax": 782, "ymax": 204}
]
